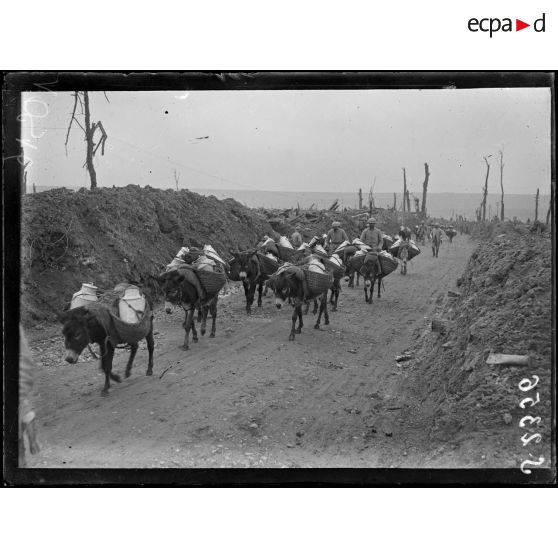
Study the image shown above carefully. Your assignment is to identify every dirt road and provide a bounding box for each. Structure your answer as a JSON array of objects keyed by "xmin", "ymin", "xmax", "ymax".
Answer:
[{"xmin": 26, "ymin": 235, "xmax": 475, "ymax": 468}]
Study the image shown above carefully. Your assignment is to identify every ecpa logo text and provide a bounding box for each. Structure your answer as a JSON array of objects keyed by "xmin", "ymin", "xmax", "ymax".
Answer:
[{"xmin": 468, "ymin": 13, "xmax": 545, "ymax": 37}]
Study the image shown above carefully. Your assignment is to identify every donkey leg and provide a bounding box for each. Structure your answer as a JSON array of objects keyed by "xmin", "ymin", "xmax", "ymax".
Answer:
[
  {"xmin": 313, "ymin": 299, "xmax": 318, "ymax": 315},
  {"xmin": 182, "ymin": 309, "xmax": 192, "ymax": 350},
  {"xmin": 242, "ymin": 281, "xmax": 251, "ymax": 315},
  {"xmin": 257, "ymin": 280, "xmax": 263, "ymax": 307},
  {"xmin": 296, "ymin": 305, "xmax": 303, "ymax": 333},
  {"xmin": 101, "ymin": 344, "xmax": 117, "ymax": 396},
  {"xmin": 200, "ymin": 306, "xmax": 208, "ymax": 335},
  {"xmin": 145, "ymin": 325, "xmax": 154, "ymax": 376},
  {"xmin": 314, "ymin": 295, "xmax": 324, "ymax": 329},
  {"xmin": 191, "ymin": 310, "xmax": 199, "ymax": 343},
  {"xmin": 209, "ymin": 299, "xmax": 217, "ymax": 338},
  {"xmin": 377, "ymin": 277, "xmax": 382, "ymax": 299},
  {"xmin": 246, "ymin": 282, "xmax": 256, "ymax": 315},
  {"xmin": 124, "ymin": 342, "xmax": 138, "ymax": 378},
  {"xmin": 289, "ymin": 307, "xmax": 298, "ymax": 341},
  {"xmin": 323, "ymin": 294, "xmax": 330, "ymax": 325},
  {"xmin": 303, "ymin": 301, "xmax": 310, "ymax": 315}
]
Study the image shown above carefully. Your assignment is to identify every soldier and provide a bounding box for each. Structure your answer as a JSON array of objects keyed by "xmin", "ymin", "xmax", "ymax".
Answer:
[
  {"xmin": 324, "ymin": 221, "xmax": 349, "ymax": 254},
  {"xmin": 360, "ymin": 217, "xmax": 384, "ymax": 274},
  {"xmin": 431, "ymin": 223, "xmax": 443, "ymax": 257},
  {"xmin": 290, "ymin": 225, "xmax": 303, "ymax": 249}
]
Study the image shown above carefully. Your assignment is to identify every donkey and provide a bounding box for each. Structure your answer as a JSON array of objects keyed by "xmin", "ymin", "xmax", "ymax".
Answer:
[
  {"xmin": 228, "ymin": 250, "xmax": 269, "ymax": 314},
  {"xmin": 307, "ymin": 241, "xmax": 351, "ymax": 306},
  {"xmin": 267, "ymin": 267, "xmax": 329, "ymax": 341},
  {"xmin": 347, "ymin": 252, "xmax": 382, "ymax": 304},
  {"xmin": 157, "ymin": 268, "xmax": 218, "ymax": 350},
  {"xmin": 261, "ymin": 239, "xmax": 307, "ymax": 265},
  {"xmin": 398, "ymin": 241, "xmax": 409, "ymax": 275},
  {"xmin": 59, "ymin": 301, "xmax": 154, "ymax": 395}
]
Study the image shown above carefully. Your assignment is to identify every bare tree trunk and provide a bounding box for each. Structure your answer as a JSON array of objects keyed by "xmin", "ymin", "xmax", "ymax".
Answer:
[
  {"xmin": 402, "ymin": 168, "xmax": 407, "ymax": 212},
  {"xmin": 393, "ymin": 192, "xmax": 397, "ymax": 211},
  {"xmin": 83, "ymin": 92, "xmax": 97, "ymax": 189},
  {"xmin": 173, "ymin": 169, "xmax": 181, "ymax": 191},
  {"xmin": 546, "ymin": 197, "xmax": 551, "ymax": 226},
  {"xmin": 482, "ymin": 156, "xmax": 490, "ymax": 221},
  {"xmin": 406, "ymin": 190, "xmax": 411, "ymax": 213},
  {"xmin": 500, "ymin": 151, "xmax": 504, "ymax": 221},
  {"xmin": 358, "ymin": 188, "xmax": 363, "ymax": 210},
  {"xmin": 535, "ymin": 188, "xmax": 539, "ymax": 222},
  {"xmin": 421, "ymin": 163, "xmax": 429, "ymax": 216}
]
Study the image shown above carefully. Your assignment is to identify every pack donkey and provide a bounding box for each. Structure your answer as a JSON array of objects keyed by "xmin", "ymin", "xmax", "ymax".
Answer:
[
  {"xmin": 228, "ymin": 250, "xmax": 277, "ymax": 314},
  {"xmin": 157, "ymin": 268, "xmax": 219, "ymax": 350},
  {"xmin": 346, "ymin": 251, "xmax": 383, "ymax": 304},
  {"xmin": 59, "ymin": 296, "xmax": 154, "ymax": 395},
  {"xmin": 267, "ymin": 265, "xmax": 330, "ymax": 341}
]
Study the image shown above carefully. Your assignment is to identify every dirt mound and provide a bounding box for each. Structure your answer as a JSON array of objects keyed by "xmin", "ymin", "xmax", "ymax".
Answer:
[
  {"xmin": 399, "ymin": 221, "xmax": 552, "ymax": 466},
  {"xmin": 21, "ymin": 186, "xmax": 273, "ymax": 325}
]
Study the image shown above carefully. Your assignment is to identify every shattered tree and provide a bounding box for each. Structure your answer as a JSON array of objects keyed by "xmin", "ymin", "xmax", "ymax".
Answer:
[
  {"xmin": 499, "ymin": 151, "xmax": 504, "ymax": 221},
  {"xmin": 481, "ymin": 156, "xmax": 491, "ymax": 222},
  {"xmin": 421, "ymin": 163, "xmax": 430, "ymax": 216},
  {"xmin": 402, "ymin": 167, "xmax": 408, "ymax": 212},
  {"xmin": 65, "ymin": 91, "xmax": 108, "ymax": 189}
]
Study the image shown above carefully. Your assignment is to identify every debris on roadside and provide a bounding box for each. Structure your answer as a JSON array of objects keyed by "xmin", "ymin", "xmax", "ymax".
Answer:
[
  {"xmin": 486, "ymin": 353, "xmax": 530, "ymax": 366},
  {"xmin": 395, "ymin": 352, "xmax": 413, "ymax": 362}
]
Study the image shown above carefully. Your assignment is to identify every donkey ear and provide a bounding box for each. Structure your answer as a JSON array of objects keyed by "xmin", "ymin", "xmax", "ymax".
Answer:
[
  {"xmin": 56, "ymin": 310, "xmax": 69, "ymax": 324},
  {"xmin": 229, "ymin": 248, "xmax": 238, "ymax": 256}
]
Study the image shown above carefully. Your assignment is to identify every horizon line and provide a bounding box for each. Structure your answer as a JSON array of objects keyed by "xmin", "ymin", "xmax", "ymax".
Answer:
[{"xmin": 27, "ymin": 185, "xmax": 551, "ymax": 196}]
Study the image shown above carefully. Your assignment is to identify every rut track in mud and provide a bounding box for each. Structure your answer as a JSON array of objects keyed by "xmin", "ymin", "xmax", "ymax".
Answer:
[{"xmin": 26, "ymin": 236, "xmax": 475, "ymax": 468}]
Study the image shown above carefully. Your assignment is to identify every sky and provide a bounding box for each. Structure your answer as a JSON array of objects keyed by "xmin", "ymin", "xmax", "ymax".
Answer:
[{"xmin": 22, "ymin": 88, "xmax": 552, "ymax": 196}]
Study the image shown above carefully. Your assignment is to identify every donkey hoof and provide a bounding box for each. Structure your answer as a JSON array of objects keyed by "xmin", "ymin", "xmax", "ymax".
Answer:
[
  {"xmin": 331, "ymin": 307, "xmax": 337, "ymax": 312},
  {"xmin": 125, "ymin": 370, "xmax": 131, "ymax": 378},
  {"xmin": 111, "ymin": 373, "xmax": 122, "ymax": 383},
  {"xmin": 295, "ymin": 328, "xmax": 302, "ymax": 334},
  {"xmin": 201, "ymin": 330, "xmax": 206, "ymax": 336},
  {"xmin": 101, "ymin": 389, "xmax": 109, "ymax": 397},
  {"xmin": 325, "ymin": 319, "xmax": 330, "ymax": 325},
  {"xmin": 314, "ymin": 324, "xmax": 320, "ymax": 330},
  {"xmin": 146, "ymin": 369, "xmax": 153, "ymax": 376},
  {"xmin": 193, "ymin": 338, "xmax": 199, "ymax": 343},
  {"xmin": 181, "ymin": 345, "xmax": 189, "ymax": 351},
  {"xmin": 289, "ymin": 334, "xmax": 295, "ymax": 341},
  {"xmin": 209, "ymin": 332, "xmax": 215, "ymax": 338}
]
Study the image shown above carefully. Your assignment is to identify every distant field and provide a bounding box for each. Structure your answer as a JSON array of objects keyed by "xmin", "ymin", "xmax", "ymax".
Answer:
[{"xmin": 190, "ymin": 188, "xmax": 550, "ymax": 221}]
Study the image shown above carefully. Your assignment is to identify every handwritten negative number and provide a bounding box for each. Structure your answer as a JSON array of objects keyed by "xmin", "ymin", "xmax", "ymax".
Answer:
[
  {"xmin": 518, "ymin": 375, "xmax": 540, "ymax": 392},
  {"xmin": 519, "ymin": 392, "xmax": 540, "ymax": 409},
  {"xmin": 519, "ymin": 416, "xmax": 541, "ymax": 428},
  {"xmin": 520, "ymin": 456, "xmax": 545, "ymax": 475}
]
